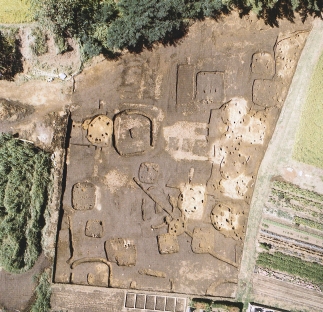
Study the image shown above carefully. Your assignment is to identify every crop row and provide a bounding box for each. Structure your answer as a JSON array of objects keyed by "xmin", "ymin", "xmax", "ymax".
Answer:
[
  {"xmin": 272, "ymin": 180, "xmax": 323, "ymax": 203},
  {"xmin": 294, "ymin": 216, "xmax": 323, "ymax": 232},
  {"xmin": 257, "ymin": 251, "xmax": 323, "ymax": 286}
]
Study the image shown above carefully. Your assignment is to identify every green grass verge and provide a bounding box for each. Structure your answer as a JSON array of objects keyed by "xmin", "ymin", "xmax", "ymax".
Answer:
[
  {"xmin": 293, "ymin": 51, "xmax": 323, "ymax": 168},
  {"xmin": 257, "ymin": 251, "xmax": 323, "ymax": 286},
  {"xmin": 0, "ymin": 133, "xmax": 51, "ymax": 273},
  {"xmin": 31, "ymin": 271, "xmax": 51, "ymax": 312},
  {"xmin": 0, "ymin": 0, "xmax": 33, "ymax": 24}
]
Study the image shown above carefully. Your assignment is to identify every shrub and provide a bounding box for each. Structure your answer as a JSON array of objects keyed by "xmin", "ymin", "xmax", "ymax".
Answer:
[
  {"xmin": 31, "ymin": 27, "xmax": 48, "ymax": 56},
  {"xmin": 30, "ymin": 0, "xmax": 227, "ymax": 57},
  {"xmin": 106, "ymin": 0, "xmax": 186, "ymax": 51},
  {"xmin": 0, "ymin": 134, "xmax": 51, "ymax": 273},
  {"xmin": 106, "ymin": 0, "xmax": 224, "ymax": 51}
]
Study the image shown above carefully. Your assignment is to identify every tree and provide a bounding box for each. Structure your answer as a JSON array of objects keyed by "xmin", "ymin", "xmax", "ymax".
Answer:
[
  {"xmin": 31, "ymin": 0, "xmax": 118, "ymax": 60},
  {"xmin": 106, "ymin": 0, "xmax": 185, "ymax": 51},
  {"xmin": 29, "ymin": 0, "xmax": 323, "ymax": 59}
]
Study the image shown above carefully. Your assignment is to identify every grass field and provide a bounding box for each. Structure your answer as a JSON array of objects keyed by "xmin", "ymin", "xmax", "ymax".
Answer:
[
  {"xmin": 0, "ymin": 0, "xmax": 33, "ymax": 24},
  {"xmin": 293, "ymin": 51, "xmax": 323, "ymax": 168}
]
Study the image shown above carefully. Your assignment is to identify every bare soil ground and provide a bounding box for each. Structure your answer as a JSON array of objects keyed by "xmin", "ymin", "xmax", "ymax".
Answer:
[
  {"xmin": 53, "ymin": 11, "xmax": 312, "ymax": 308},
  {"xmin": 0, "ymin": 254, "xmax": 50, "ymax": 311}
]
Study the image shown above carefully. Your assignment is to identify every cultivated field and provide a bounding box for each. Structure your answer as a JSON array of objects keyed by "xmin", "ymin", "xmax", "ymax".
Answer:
[
  {"xmin": 0, "ymin": 0, "xmax": 33, "ymax": 24},
  {"xmin": 294, "ymin": 51, "xmax": 323, "ymax": 168}
]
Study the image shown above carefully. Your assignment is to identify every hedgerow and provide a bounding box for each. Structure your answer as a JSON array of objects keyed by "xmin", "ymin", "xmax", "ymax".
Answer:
[{"xmin": 0, "ymin": 133, "xmax": 51, "ymax": 273}]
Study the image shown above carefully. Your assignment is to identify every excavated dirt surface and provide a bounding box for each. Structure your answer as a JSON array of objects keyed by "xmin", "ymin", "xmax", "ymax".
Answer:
[{"xmin": 53, "ymin": 12, "xmax": 312, "ymax": 302}]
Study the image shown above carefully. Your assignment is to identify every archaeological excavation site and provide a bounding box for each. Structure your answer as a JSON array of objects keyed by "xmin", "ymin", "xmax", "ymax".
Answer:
[{"xmin": 1, "ymin": 6, "xmax": 323, "ymax": 312}]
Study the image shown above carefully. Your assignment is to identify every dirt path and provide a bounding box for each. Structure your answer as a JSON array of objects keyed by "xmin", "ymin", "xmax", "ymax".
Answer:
[
  {"xmin": 0, "ymin": 254, "xmax": 50, "ymax": 311},
  {"xmin": 237, "ymin": 18, "xmax": 323, "ymax": 310}
]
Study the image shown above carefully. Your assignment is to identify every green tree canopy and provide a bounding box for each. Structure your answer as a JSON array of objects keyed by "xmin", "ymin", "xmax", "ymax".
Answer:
[
  {"xmin": 30, "ymin": 0, "xmax": 323, "ymax": 59},
  {"xmin": 31, "ymin": 0, "xmax": 118, "ymax": 60},
  {"xmin": 107, "ymin": 0, "xmax": 188, "ymax": 51}
]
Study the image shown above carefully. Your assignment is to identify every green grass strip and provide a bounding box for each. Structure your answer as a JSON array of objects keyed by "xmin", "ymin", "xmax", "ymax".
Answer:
[
  {"xmin": 31, "ymin": 271, "xmax": 51, "ymax": 312},
  {"xmin": 293, "ymin": 51, "xmax": 323, "ymax": 168},
  {"xmin": 257, "ymin": 251, "xmax": 323, "ymax": 286}
]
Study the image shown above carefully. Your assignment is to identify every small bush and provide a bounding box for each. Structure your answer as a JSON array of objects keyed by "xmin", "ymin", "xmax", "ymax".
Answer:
[
  {"xmin": 31, "ymin": 27, "xmax": 48, "ymax": 56},
  {"xmin": 259, "ymin": 242, "xmax": 271, "ymax": 250},
  {"xmin": 0, "ymin": 133, "xmax": 51, "ymax": 273}
]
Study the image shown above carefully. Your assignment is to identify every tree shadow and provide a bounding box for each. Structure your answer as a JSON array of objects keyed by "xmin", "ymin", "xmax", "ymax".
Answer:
[
  {"xmin": 297, "ymin": 0, "xmax": 323, "ymax": 22},
  {"xmin": 120, "ymin": 22, "xmax": 190, "ymax": 55},
  {"xmin": 120, "ymin": 5, "xmax": 235, "ymax": 55},
  {"xmin": 235, "ymin": 0, "xmax": 323, "ymax": 27},
  {"xmin": 0, "ymin": 33, "xmax": 23, "ymax": 81},
  {"xmin": 258, "ymin": 0, "xmax": 297, "ymax": 27}
]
